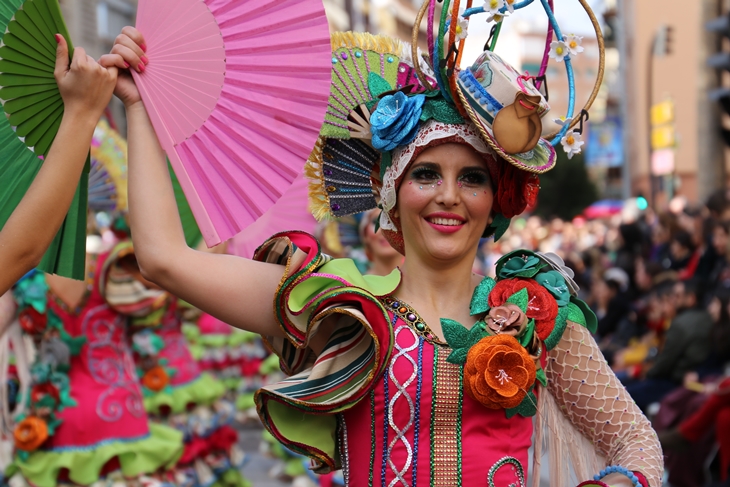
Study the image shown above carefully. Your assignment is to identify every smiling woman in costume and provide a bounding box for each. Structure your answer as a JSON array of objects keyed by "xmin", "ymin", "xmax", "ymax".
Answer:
[{"xmin": 101, "ymin": 0, "xmax": 663, "ymax": 485}]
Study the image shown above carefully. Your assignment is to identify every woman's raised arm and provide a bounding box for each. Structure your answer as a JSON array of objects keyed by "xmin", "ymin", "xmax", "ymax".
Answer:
[
  {"xmin": 0, "ymin": 37, "xmax": 117, "ymax": 294},
  {"xmin": 101, "ymin": 27, "xmax": 286, "ymax": 337}
]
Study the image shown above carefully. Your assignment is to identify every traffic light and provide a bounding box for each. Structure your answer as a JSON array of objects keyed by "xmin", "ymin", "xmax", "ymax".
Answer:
[
  {"xmin": 653, "ymin": 25, "xmax": 673, "ymax": 57},
  {"xmin": 707, "ymin": 12, "xmax": 730, "ymax": 145},
  {"xmin": 707, "ymin": 12, "xmax": 730, "ymax": 70}
]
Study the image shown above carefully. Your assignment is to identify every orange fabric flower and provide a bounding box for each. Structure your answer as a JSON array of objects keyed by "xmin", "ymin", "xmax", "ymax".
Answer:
[
  {"xmin": 14, "ymin": 416, "xmax": 49, "ymax": 452},
  {"xmin": 463, "ymin": 335, "xmax": 536, "ymax": 409},
  {"xmin": 141, "ymin": 366, "xmax": 169, "ymax": 392}
]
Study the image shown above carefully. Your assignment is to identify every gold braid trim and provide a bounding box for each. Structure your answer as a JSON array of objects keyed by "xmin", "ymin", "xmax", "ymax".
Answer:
[
  {"xmin": 305, "ymin": 137, "xmax": 332, "ymax": 222},
  {"xmin": 330, "ymin": 31, "xmax": 403, "ymax": 55}
]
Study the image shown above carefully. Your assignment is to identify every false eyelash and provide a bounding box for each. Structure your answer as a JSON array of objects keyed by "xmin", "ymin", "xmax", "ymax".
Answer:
[
  {"xmin": 459, "ymin": 171, "xmax": 490, "ymax": 185},
  {"xmin": 410, "ymin": 167, "xmax": 440, "ymax": 179}
]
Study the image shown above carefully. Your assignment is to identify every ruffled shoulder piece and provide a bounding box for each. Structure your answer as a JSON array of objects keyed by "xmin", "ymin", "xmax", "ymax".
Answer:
[{"xmin": 252, "ymin": 231, "xmax": 400, "ymax": 473}]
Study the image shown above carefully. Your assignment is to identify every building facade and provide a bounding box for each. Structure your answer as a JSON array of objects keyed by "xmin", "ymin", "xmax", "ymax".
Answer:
[{"xmin": 619, "ymin": 0, "xmax": 727, "ymax": 205}]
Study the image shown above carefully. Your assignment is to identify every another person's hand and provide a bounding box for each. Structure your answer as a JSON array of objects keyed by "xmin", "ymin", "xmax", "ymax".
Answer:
[
  {"xmin": 99, "ymin": 26, "xmax": 147, "ymax": 108},
  {"xmin": 54, "ymin": 35, "xmax": 117, "ymax": 120}
]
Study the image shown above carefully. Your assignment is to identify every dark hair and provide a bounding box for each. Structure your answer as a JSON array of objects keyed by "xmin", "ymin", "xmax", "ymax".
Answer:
[
  {"xmin": 671, "ymin": 230, "xmax": 696, "ymax": 252},
  {"xmin": 681, "ymin": 278, "xmax": 706, "ymax": 309},
  {"xmin": 706, "ymin": 188, "xmax": 729, "ymax": 216}
]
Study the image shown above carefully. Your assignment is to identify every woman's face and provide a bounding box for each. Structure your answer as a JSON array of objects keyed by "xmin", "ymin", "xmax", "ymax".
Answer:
[
  {"xmin": 712, "ymin": 226, "xmax": 729, "ymax": 255},
  {"xmin": 394, "ymin": 143, "xmax": 494, "ymax": 264},
  {"xmin": 362, "ymin": 211, "xmax": 400, "ymax": 262}
]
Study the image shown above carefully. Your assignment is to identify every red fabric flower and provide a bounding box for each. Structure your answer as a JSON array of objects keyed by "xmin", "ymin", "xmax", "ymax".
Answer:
[
  {"xmin": 489, "ymin": 278, "xmax": 558, "ymax": 340},
  {"xmin": 523, "ymin": 174, "xmax": 540, "ymax": 208},
  {"xmin": 18, "ymin": 307, "xmax": 47, "ymax": 335},
  {"xmin": 31, "ymin": 383, "xmax": 60, "ymax": 406}
]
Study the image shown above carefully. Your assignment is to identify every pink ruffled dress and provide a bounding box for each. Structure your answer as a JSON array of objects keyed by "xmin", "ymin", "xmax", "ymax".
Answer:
[{"xmin": 12, "ymin": 252, "xmax": 182, "ymax": 487}]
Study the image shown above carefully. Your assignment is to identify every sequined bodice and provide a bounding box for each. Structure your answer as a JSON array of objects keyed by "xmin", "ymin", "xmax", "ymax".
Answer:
[{"xmin": 340, "ymin": 312, "xmax": 533, "ymax": 487}]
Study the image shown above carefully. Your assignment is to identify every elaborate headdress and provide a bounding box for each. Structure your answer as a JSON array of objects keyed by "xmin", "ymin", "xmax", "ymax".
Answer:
[{"xmin": 306, "ymin": 0, "xmax": 604, "ymax": 251}]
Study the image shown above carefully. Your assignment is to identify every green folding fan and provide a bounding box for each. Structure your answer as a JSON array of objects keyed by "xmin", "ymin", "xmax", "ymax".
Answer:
[
  {"xmin": 0, "ymin": 0, "xmax": 88, "ymax": 279},
  {"xmin": 169, "ymin": 162, "xmax": 202, "ymax": 249}
]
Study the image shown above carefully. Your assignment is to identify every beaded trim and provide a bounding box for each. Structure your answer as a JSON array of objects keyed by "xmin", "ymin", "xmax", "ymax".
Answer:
[
  {"xmin": 381, "ymin": 296, "xmax": 448, "ymax": 347},
  {"xmin": 412, "ymin": 337, "xmax": 424, "ymax": 483},
  {"xmin": 339, "ymin": 414, "xmax": 351, "ymax": 487},
  {"xmin": 487, "ymin": 456, "xmax": 525, "ymax": 487},
  {"xmin": 431, "ymin": 347, "xmax": 462, "ymax": 487},
  {"xmin": 593, "ymin": 465, "xmax": 642, "ymax": 487}
]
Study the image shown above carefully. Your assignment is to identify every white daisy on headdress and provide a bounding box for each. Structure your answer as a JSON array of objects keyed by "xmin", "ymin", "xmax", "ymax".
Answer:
[
  {"xmin": 549, "ymin": 40, "xmax": 569, "ymax": 62},
  {"xmin": 564, "ymin": 34, "xmax": 585, "ymax": 56},
  {"xmin": 484, "ymin": 0, "xmax": 505, "ymax": 22},
  {"xmin": 504, "ymin": 0, "xmax": 517, "ymax": 13},
  {"xmin": 552, "ymin": 116, "xmax": 573, "ymax": 127},
  {"xmin": 561, "ymin": 130, "xmax": 584, "ymax": 159},
  {"xmin": 455, "ymin": 14, "xmax": 469, "ymax": 41}
]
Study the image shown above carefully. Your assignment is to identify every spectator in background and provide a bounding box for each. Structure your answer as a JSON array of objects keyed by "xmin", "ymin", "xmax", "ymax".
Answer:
[
  {"xmin": 650, "ymin": 213, "xmax": 678, "ymax": 268},
  {"xmin": 669, "ymin": 230, "xmax": 699, "ymax": 278},
  {"xmin": 593, "ymin": 268, "xmax": 634, "ymax": 364},
  {"xmin": 699, "ymin": 221, "xmax": 730, "ymax": 293},
  {"xmin": 624, "ymin": 279, "xmax": 713, "ymax": 412}
]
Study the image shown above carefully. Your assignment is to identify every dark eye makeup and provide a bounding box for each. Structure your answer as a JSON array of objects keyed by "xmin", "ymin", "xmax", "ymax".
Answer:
[{"xmin": 408, "ymin": 162, "xmax": 490, "ymax": 187}]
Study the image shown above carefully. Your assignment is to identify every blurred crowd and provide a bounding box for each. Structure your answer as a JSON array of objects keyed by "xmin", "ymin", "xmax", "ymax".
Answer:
[{"xmin": 472, "ymin": 193, "xmax": 730, "ymax": 487}]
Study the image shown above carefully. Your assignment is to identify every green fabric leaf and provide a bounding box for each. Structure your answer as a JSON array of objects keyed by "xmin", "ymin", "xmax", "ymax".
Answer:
[
  {"xmin": 469, "ymin": 276, "xmax": 495, "ymax": 316},
  {"xmin": 419, "ymin": 98, "xmax": 465, "ymax": 124},
  {"xmin": 60, "ymin": 331, "xmax": 86, "ymax": 356},
  {"xmin": 490, "ymin": 214, "xmax": 511, "ymax": 241},
  {"xmin": 544, "ymin": 305, "xmax": 569, "ymax": 350},
  {"xmin": 518, "ymin": 318, "xmax": 535, "ymax": 348},
  {"xmin": 506, "ymin": 288, "xmax": 529, "ymax": 313},
  {"xmin": 441, "ymin": 318, "xmax": 470, "ymax": 350},
  {"xmin": 567, "ymin": 301, "xmax": 587, "ymax": 326},
  {"xmin": 468, "ymin": 320, "xmax": 488, "ymax": 346},
  {"xmin": 569, "ymin": 297, "xmax": 598, "ymax": 333},
  {"xmin": 536, "ymin": 367, "xmax": 547, "ymax": 387},
  {"xmin": 446, "ymin": 347, "xmax": 469, "ymax": 365},
  {"xmin": 505, "ymin": 390, "xmax": 538, "ymax": 418},
  {"xmin": 368, "ymin": 73, "xmax": 392, "ymax": 98}
]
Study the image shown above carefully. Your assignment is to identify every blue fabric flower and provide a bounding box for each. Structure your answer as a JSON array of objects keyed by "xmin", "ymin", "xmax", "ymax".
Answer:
[{"xmin": 370, "ymin": 92, "xmax": 425, "ymax": 151}]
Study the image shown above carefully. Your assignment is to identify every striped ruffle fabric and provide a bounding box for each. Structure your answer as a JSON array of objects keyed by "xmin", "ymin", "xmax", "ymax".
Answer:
[
  {"xmin": 99, "ymin": 241, "xmax": 169, "ymax": 317},
  {"xmin": 253, "ymin": 231, "xmax": 398, "ymax": 472}
]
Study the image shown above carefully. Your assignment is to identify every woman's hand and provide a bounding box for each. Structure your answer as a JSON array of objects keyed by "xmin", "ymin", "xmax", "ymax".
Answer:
[
  {"xmin": 99, "ymin": 26, "xmax": 148, "ymax": 108},
  {"xmin": 55, "ymin": 35, "xmax": 117, "ymax": 120}
]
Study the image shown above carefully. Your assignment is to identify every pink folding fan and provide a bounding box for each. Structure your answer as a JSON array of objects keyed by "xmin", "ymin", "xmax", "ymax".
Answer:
[
  {"xmin": 132, "ymin": 0, "xmax": 332, "ymax": 245},
  {"xmin": 228, "ymin": 172, "xmax": 316, "ymax": 259}
]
